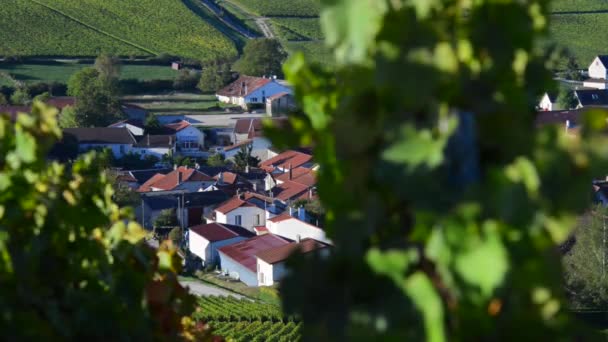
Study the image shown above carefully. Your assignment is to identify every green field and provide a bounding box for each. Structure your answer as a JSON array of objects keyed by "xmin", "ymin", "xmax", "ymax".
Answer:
[
  {"xmin": 284, "ymin": 41, "xmax": 332, "ymax": 64},
  {"xmin": 1, "ymin": 0, "xmax": 237, "ymax": 61},
  {"xmin": 551, "ymin": 0, "xmax": 608, "ymax": 12},
  {"xmin": 228, "ymin": 0, "xmax": 320, "ymax": 16},
  {"xmin": 192, "ymin": 295, "xmax": 301, "ymax": 341},
  {"xmin": 123, "ymin": 94, "xmax": 225, "ymax": 114},
  {"xmin": 272, "ymin": 18, "xmax": 323, "ymax": 41},
  {"xmin": 0, "ymin": 63, "xmax": 178, "ymax": 85}
]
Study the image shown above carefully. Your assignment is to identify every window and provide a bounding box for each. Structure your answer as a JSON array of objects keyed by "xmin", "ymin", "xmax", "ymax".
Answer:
[
  {"xmin": 235, "ymin": 215, "xmax": 242, "ymax": 226},
  {"xmin": 255, "ymin": 214, "xmax": 261, "ymax": 226}
]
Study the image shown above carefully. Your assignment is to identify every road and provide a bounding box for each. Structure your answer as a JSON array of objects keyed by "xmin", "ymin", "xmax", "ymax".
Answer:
[
  {"xmin": 180, "ymin": 279, "xmax": 245, "ymax": 298},
  {"xmin": 255, "ymin": 18, "xmax": 274, "ymax": 38},
  {"xmin": 157, "ymin": 113, "xmax": 266, "ymax": 127},
  {"xmin": 199, "ymin": 0, "xmax": 259, "ymax": 39}
]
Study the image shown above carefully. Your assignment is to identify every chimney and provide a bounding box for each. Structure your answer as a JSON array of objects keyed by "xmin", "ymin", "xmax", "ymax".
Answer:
[
  {"xmin": 174, "ymin": 164, "xmax": 178, "ymax": 170},
  {"xmin": 288, "ymin": 163, "xmax": 293, "ymax": 180},
  {"xmin": 147, "ymin": 134, "xmax": 150, "ymax": 146},
  {"xmin": 245, "ymin": 164, "xmax": 250, "ymax": 174},
  {"xmin": 169, "ymin": 136, "xmax": 173, "ymax": 145},
  {"xmin": 177, "ymin": 170, "xmax": 182, "ymax": 185},
  {"xmin": 245, "ymin": 85, "xmax": 248, "ymax": 95},
  {"xmin": 289, "ymin": 206, "xmax": 293, "ymax": 216},
  {"xmin": 195, "ymin": 162, "xmax": 200, "ymax": 170},
  {"xmin": 252, "ymin": 183, "xmax": 257, "ymax": 191},
  {"xmin": 309, "ymin": 188, "xmax": 313, "ymax": 199},
  {"xmin": 273, "ymin": 75, "xmax": 277, "ymax": 80},
  {"xmin": 219, "ymin": 172, "xmax": 224, "ymax": 184},
  {"xmin": 296, "ymin": 235, "xmax": 301, "ymax": 243}
]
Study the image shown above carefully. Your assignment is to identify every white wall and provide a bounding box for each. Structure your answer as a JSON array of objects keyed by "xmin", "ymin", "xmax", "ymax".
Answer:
[
  {"xmin": 176, "ymin": 126, "xmax": 205, "ymax": 146},
  {"xmin": 245, "ymin": 82, "xmax": 292, "ymax": 104},
  {"xmin": 132, "ymin": 147, "xmax": 173, "ymax": 159},
  {"xmin": 215, "ymin": 206, "xmax": 266, "ymax": 231},
  {"xmin": 589, "ymin": 57, "xmax": 607, "ymax": 79},
  {"xmin": 79, "ymin": 143, "xmax": 131, "ymax": 158},
  {"xmin": 189, "ymin": 232, "xmax": 210, "ymax": 262},
  {"xmin": 538, "ymin": 94, "xmax": 553, "ymax": 111},
  {"xmin": 583, "ymin": 80, "xmax": 607, "ymax": 90},
  {"xmin": 257, "ymin": 259, "xmax": 287, "ymax": 286},
  {"xmin": 267, "ymin": 218, "xmax": 331, "ymax": 244},
  {"xmin": 218, "ymin": 252, "xmax": 258, "ymax": 286},
  {"xmin": 217, "ymin": 95, "xmax": 231, "ymax": 103}
]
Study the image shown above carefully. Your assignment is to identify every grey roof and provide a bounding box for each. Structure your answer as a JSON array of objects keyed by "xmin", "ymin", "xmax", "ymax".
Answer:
[
  {"xmin": 63, "ymin": 128, "xmax": 136, "ymax": 144},
  {"xmin": 575, "ymin": 89, "xmax": 608, "ymax": 107},
  {"xmin": 134, "ymin": 134, "xmax": 176, "ymax": 148},
  {"xmin": 598, "ymin": 55, "xmax": 608, "ymax": 67}
]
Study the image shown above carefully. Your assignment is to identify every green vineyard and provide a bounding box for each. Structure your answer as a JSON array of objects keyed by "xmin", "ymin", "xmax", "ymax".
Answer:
[
  {"xmin": 229, "ymin": 0, "xmax": 320, "ymax": 17},
  {"xmin": 193, "ymin": 296, "xmax": 301, "ymax": 341}
]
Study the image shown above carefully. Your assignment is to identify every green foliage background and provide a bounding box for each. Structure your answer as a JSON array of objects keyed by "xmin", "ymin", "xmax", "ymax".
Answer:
[{"xmin": 266, "ymin": 0, "xmax": 608, "ymax": 340}]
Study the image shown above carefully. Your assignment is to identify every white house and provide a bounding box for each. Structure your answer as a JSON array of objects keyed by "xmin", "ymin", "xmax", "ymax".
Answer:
[
  {"xmin": 132, "ymin": 134, "xmax": 176, "ymax": 158},
  {"xmin": 538, "ymin": 92, "xmax": 559, "ymax": 111},
  {"xmin": 265, "ymin": 209, "xmax": 330, "ymax": 244},
  {"xmin": 589, "ymin": 55, "xmax": 608, "ymax": 79},
  {"xmin": 137, "ymin": 166, "xmax": 215, "ymax": 192},
  {"xmin": 216, "ymin": 75, "xmax": 292, "ymax": 108},
  {"xmin": 164, "ymin": 120, "xmax": 205, "ymax": 154},
  {"xmin": 210, "ymin": 193, "xmax": 268, "ymax": 231},
  {"xmin": 108, "ymin": 119, "xmax": 145, "ymax": 136},
  {"xmin": 217, "ymin": 234, "xmax": 289, "ymax": 286},
  {"xmin": 63, "ymin": 127, "xmax": 136, "ymax": 158},
  {"xmin": 256, "ymin": 238, "xmax": 330, "ymax": 286},
  {"xmin": 188, "ymin": 223, "xmax": 255, "ymax": 267}
]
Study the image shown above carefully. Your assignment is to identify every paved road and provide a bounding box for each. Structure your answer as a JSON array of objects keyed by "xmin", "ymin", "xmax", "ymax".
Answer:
[
  {"xmin": 180, "ymin": 279, "xmax": 245, "ymax": 298},
  {"xmin": 158, "ymin": 113, "xmax": 266, "ymax": 127}
]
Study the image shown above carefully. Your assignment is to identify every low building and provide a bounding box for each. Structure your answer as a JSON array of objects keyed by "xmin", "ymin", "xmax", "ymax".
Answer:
[
  {"xmin": 132, "ymin": 134, "xmax": 176, "ymax": 158},
  {"xmin": 137, "ymin": 166, "xmax": 215, "ymax": 193},
  {"xmin": 188, "ymin": 223, "xmax": 255, "ymax": 267},
  {"xmin": 256, "ymin": 238, "xmax": 330, "ymax": 286},
  {"xmin": 216, "ymin": 75, "xmax": 292, "ymax": 109},
  {"xmin": 108, "ymin": 119, "xmax": 145, "ymax": 136},
  {"xmin": 209, "ymin": 193, "xmax": 269, "ymax": 231},
  {"xmin": 588, "ymin": 55, "xmax": 608, "ymax": 80},
  {"xmin": 266, "ymin": 210, "xmax": 329, "ymax": 244},
  {"xmin": 538, "ymin": 92, "xmax": 559, "ymax": 111},
  {"xmin": 217, "ymin": 234, "xmax": 289, "ymax": 286},
  {"xmin": 266, "ymin": 92, "xmax": 296, "ymax": 117},
  {"xmin": 260, "ymin": 149, "xmax": 313, "ymax": 174},
  {"xmin": 163, "ymin": 120, "xmax": 205, "ymax": 155},
  {"xmin": 63, "ymin": 127, "xmax": 137, "ymax": 158},
  {"xmin": 575, "ymin": 89, "xmax": 608, "ymax": 108}
]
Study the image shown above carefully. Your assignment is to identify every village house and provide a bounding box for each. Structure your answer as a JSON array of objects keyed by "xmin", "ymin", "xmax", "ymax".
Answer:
[
  {"xmin": 260, "ymin": 149, "xmax": 314, "ymax": 174},
  {"xmin": 538, "ymin": 92, "xmax": 559, "ymax": 111},
  {"xmin": 216, "ymin": 75, "xmax": 292, "ymax": 109},
  {"xmin": 137, "ymin": 166, "xmax": 215, "ymax": 193},
  {"xmin": 207, "ymin": 193, "xmax": 270, "ymax": 231},
  {"xmin": 131, "ymin": 134, "xmax": 176, "ymax": 158},
  {"xmin": 217, "ymin": 234, "xmax": 290, "ymax": 286},
  {"xmin": 162, "ymin": 120, "xmax": 205, "ymax": 155},
  {"xmin": 256, "ymin": 238, "xmax": 330, "ymax": 286},
  {"xmin": 266, "ymin": 92, "xmax": 296, "ymax": 117},
  {"xmin": 187, "ymin": 223, "xmax": 255, "ymax": 267},
  {"xmin": 264, "ymin": 209, "xmax": 329, "ymax": 244},
  {"xmin": 63, "ymin": 127, "xmax": 137, "ymax": 158},
  {"xmin": 574, "ymin": 89, "xmax": 608, "ymax": 108}
]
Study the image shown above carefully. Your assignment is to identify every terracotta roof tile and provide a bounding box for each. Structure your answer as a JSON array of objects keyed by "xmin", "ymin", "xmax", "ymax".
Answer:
[
  {"xmin": 218, "ymin": 234, "xmax": 289, "ymax": 271},
  {"xmin": 224, "ymin": 139, "xmax": 252, "ymax": 152},
  {"xmin": 137, "ymin": 167, "xmax": 213, "ymax": 192},
  {"xmin": 268, "ymin": 212, "xmax": 292, "ymax": 223},
  {"xmin": 214, "ymin": 197, "xmax": 253, "ymax": 214},
  {"xmin": 275, "ymin": 167, "xmax": 316, "ymax": 186},
  {"xmin": 261, "ymin": 150, "xmax": 312, "ymax": 172},
  {"xmin": 189, "ymin": 223, "xmax": 254, "ymax": 242},
  {"xmin": 217, "ymin": 75, "xmax": 271, "ymax": 97},
  {"xmin": 164, "ymin": 120, "xmax": 191, "ymax": 132},
  {"xmin": 137, "ymin": 173, "xmax": 166, "ymax": 192},
  {"xmin": 272, "ymin": 181, "xmax": 310, "ymax": 202},
  {"xmin": 256, "ymin": 238, "xmax": 329, "ymax": 264}
]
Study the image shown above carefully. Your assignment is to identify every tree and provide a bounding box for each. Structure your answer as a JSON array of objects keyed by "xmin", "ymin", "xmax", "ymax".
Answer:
[
  {"xmin": 68, "ymin": 67, "xmax": 125, "ymax": 127},
  {"xmin": 563, "ymin": 206, "xmax": 608, "ymax": 310},
  {"xmin": 0, "ymin": 93, "xmax": 7, "ymax": 105},
  {"xmin": 94, "ymin": 53, "xmax": 121, "ymax": 83},
  {"xmin": 267, "ymin": 0, "xmax": 608, "ymax": 340},
  {"xmin": 233, "ymin": 39, "xmax": 287, "ymax": 78},
  {"xmin": 173, "ymin": 69, "xmax": 200, "ymax": 90},
  {"xmin": 33, "ymin": 91, "xmax": 50, "ymax": 103},
  {"xmin": 154, "ymin": 208, "xmax": 179, "ymax": 229},
  {"xmin": 0, "ymin": 102, "xmax": 210, "ymax": 339},
  {"xmin": 232, "ymin": 144, "xmax": 260, "ymax": 171},
  {"xmin": 58, "ymin": 106, "xmax": 78, "ymax": 128},
  {"xmin": 144, "ymin": 115, "xmax": 163, "ymax": 134},
  {"xmin": 168, "ymin": 227, "xmax": 183, "ymax": 248},
  {"xmin": 558, "ymin": 89, "xmax": 579, "ymax": 110},
  {"xmin": 206, "ymin": 153, "xmax": 227, "ymax": 167},
  {"xmin": 10, "ymin": 87, "xmax": 30, "ymax": 105},
  {"xmin": 565, "ymin": 56, "xmax": 583, "ymax": 81},
  {"xmin": 198, "ymin": 61, "xmax": 232, "ymax": 93},
  {"xmin": 107, "ymin": 170, "xmax": 140, "ymax": 208}
]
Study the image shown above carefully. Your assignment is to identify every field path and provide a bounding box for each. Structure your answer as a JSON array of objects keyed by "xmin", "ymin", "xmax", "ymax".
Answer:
[
  {"xmin": 221, "ymin": 0, "xmax": 276, "ymax": 38},
  {"xmin": 198, "ymin": 0, "xmax": 259, "ymax": 39},
  {"xmin": 30, "ymin": 0, "xmax": 156, "ymax": 55}
]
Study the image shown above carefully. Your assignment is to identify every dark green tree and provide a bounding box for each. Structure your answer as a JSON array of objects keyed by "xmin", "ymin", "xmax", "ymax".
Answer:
[
  {"xmin": 144, "ymin": 115, "xmax": 163, "ymax": 134},
  {"xmin": 232, "ymin": 144, "xmax": 260, "ymax": 171},
  {"xmin": 173, "ymin": 69, "xmax": 200, "ymax": 90},
  {"xmin": 154, "ymin": 208, "xmax": 179, "ymax": 229},
  {"xmin": 58, "ymin": 106, "xmax": 78, "ymax": 128},
  {"xmin": 94, "ymin": 53, "xmax": 122, "ymax": 83},
  {"xmin": 198, "ymin": 61, "xmax": 232, "ymax": 93},
  {"xmin": 0, "ymin": 93, "xmax": 8, "ymax": 105},
  {"xmin": 233, "ymin": 39, "xmax": 287, "ymax": 78},
  {"xmin": 10, "ymin": 87, "xmax": 30, "ymax": 105},
  {"xmin": 265, "ymin": 0, "xmax": 608, "ymax": 340},
  {"xmin": 565, "ymin": 56, "xmax": 583, "ymax": 81},
  {"xmin": 558, "ymin": 89, "xmax": 579, "ymax": 110},
  {"xmin": 107, "ymin": 170, "xmax": 140, "ymax": 208},
  {"xmin": 206, "ymin": 153, "xmax": 227, "ymax": 167},
  {"xmin": 67, "ymin": 67, "xmax": 125, "ymax": 127}
]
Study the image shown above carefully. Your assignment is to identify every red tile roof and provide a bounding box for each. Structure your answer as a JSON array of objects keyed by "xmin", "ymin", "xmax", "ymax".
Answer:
[
  {"xmin": 272, "ymin": 180, "xmax": 310, "ymax": 202},
  {"xmin": 214, "ymin": 172, "xmax": 238, "ymax": 185},
  {"xmin": 117, "ymin": 173, "xmax": 138, "ymax": 183},
  {"xmin": 260, "ymin": 150, "xmax": 313, "ymax": 172},
  {"xmin": 224, "ymin": 139, "xmax": 252, "ymax": 152},
  {"xmin": 256, "ymin": 238, "xmax": 329, "ymax": 264},
  {"xmin": 218, "ymin": 234, "xmax": 289, "ymax": 271},
  {"xmin": 275, "ymin": 167, "xmax": 316, "ymax": 187},
  {"xmin": 164, "ymin": 120, "xmax": 191, "ymax": 132},
  {"xmin": 268, "ymin": 212, "xmax": 292, "ymax": 223},
  {"xmin": 216, "ymin": 75, "xmax": 271, "ymax": 97},
  {"xmin": 267, "ymin": 92, "xmax": 290, "ymax": 101},
  {"xmin": 214, "ymin": 197, "xmax": 254, "ymax": 214},
  {"xmin": 189, "ymin": 223, "xmax": 254, "ymax": 242},
  {"xmin": 137, "ymin": 167, "xmax": 213, "ymax": 192}
]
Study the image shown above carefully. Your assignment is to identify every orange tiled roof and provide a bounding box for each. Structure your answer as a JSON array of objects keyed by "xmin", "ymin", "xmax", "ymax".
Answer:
[
  {"xmin": 260, "ymin": 150, "xmax": 312, "ymax": 172},
  {"xmin": 164, "ymin": 120, "xmax": 191, "ymax": 132},
  {"xmin": 137, "ymin": 167, "xmax": 213, "ymax": 192}
]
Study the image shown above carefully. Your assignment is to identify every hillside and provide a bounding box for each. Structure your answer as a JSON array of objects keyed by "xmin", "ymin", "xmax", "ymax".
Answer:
[
  {"xmin": 550, "ymin": 0, "xmax": 608, "ymax": 66},
  {"xmin": 0, "ymin": 0, "xmax": 237, "ymax": 61}
]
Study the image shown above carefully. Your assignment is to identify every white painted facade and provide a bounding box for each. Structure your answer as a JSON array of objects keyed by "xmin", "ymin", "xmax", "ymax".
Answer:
[
  {"xmin": 217, "ymin": 81, "xmax": 292, "ymax": 108},
  {"xmin": 214, "ymin": 206, "xmax": 267, "ymax": 232},
  {"xmin": 257, "ymin": 259, "xmax": 287, "ymax": 286},
  {"xmin": 267, "ymin": 217, "xmax": 331, "ymax": 244},
  {"xmin": 79, "ymin": 143, "xmax": 131, "ymax": 158},
  {"xmin": 538, "ymin": 93, "xmax": 556, "ymax": 111},
  {"xmin": 583, "ymin": 80, "xmax": 608, "ymax": 90},
  {"xmin": 589, "ymin": 56, "xmax": 608, "ymax": 79},
  {"xmin": 176, "ymin": 126, "xmax": 205, "ymax": 153},
  {"xmin": 218, "ymin": 252, "xmax": 258, "ymax": 286},
  {"xmin": 132, "ymin": 146, "xmax": 174, "ymax": 159},
  {"xmin": 150, "ymin": 180, "xmax": 214, "ymax": 193},
  {"xmin": 188, "ymin": 231, "xmax": 248, "ymax": 266}
]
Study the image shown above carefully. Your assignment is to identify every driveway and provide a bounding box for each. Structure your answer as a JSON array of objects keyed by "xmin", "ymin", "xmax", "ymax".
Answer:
[{"xmin": 180, "ymin": 279, "xmax": 245, "ymax": 298}]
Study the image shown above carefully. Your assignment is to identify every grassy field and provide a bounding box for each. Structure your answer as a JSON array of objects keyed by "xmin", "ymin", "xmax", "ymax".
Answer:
[
  {"xmin": 551, "ymin": 0, "xmax": 608, "ymax": 12},
  {"xmin": 284, "ymin": 41, "xmax": 332, "ymax": 64},
  {"xmin": 0, "ymin": 63, "xmax": 178, "ymax": 85},
  {"xmin": 227, "ymin": 0, "xmax": 320, "ymax": 16},
  {"xmin": 123, "ymin": 93, "xmax": 226, "ymax": 114},
  {"xmin": 272, "ymin": 18, "xmax": 323, "ymax": 41},
  {"xmin": 1, "ymin": 0, "xmax": 237, "ymax": 62}
]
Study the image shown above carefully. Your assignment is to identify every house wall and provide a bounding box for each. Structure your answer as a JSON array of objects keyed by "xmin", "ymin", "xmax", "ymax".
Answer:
[
  {"xmin": 189, "ymin": 232, "xmax": 210, "ymax": 263},
  {"xmin": 267, "ymin": 218, "xmax": 331, "ymax": 244},
  {"xmin": 233, "ymin": 132, "xmax": 249, "ymax": 144},
  {"xmin": 216, "ymin": 206, "xmax": 266, "ymax": 231},
  {"xmin": 265, "ymin": 174, "xmax": 277, "ymax": 191},
  {"xmin": 245, "ymin": 82, "xmax": 292, "ymax": 104},
  {"xmin": 218, "ymin": 252, "xmax": 258, "ymax": 286},
  {"xmin": 217, "ymin": 95, "xmax": 231, "ymax": 103},
  {"xmin": 589, "ymin": 57, "xmax": 607, "ymax": 79},
  {"xmin": 583, "ymin": 80, "xmax": 607, "ymax": 90},
  {"xmin": 79, "ymin": 143, "xmax": 131, "ymax": 158},
  {"xmin": 538, "ymin": 94, "xmax": 553, "ymax": 111},
  {"xmin": 177, "ymin": 126, "xmax": 205, "ymax": 146},
  {"xmin": 132, "ymin": 147, "xmax": 173, "ymax": 159},
  {"xmin": 257, "ymin": 259, "xmax": 287, "ymax": 286}
]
